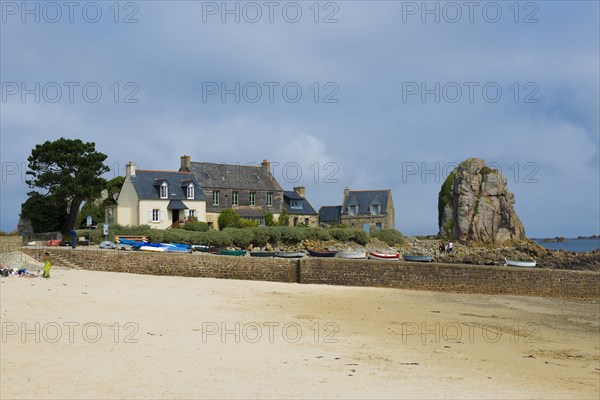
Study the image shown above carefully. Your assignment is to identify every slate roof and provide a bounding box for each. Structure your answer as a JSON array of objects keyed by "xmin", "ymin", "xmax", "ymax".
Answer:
[
  {"xmin": 283, "ymin": 191, "xmax": 318, "ymax": 215},
  {"xmin": 236, "ymin": 207, "xmax": 265, "ymax": 218},
  {"xmin": 130, "ymin": 170, "xmax": 205, "ymax": 201},
  {"xmin": 187, "ymin": 162, "xmax": 282, "ymax": 191},
  {"xmin": 342, "ymin": 190, "xmax": 390, "ymax": 215},
  {"xmin": 318, "ymin": 205, "xmax": 342, "ymax": 223}
]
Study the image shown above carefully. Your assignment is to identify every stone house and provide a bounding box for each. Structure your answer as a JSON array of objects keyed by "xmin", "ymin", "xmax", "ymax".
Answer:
[
  {"xmin": 105, "ymin": 162, "xmax": 206, "ymax": 229},
  {"xmin": 283, "ymin": 187, "xmax": 318, "ymax": 227},
  {"xmin": 319, "ymin": 188, "xmax": 395, "ymax": 231},
  {"xmin": 317, "ymin": 205, "xmax": 342, "ymax": 227},
  {"xmin": 179, "ymin": 156, "xmax": 284, "ymax": 229}
]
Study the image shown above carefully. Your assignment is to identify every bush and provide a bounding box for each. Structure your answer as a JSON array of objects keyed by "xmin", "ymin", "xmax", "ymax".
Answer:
[
  {"xmin": 250, "ymin": 227, "xmax": 270, "ymax": 247},
  {"xmin": 223, "ymin": 228, "xmax": 253, "ymax": 248},
  {"xmin": 265, "ymin": 227, "xmax": 281, "ymax": 244},
  {"xmin": 371, "ymin": 229, "xmax": 404, "ymax": 246},
  {"xmin": 163, "ymin": 230, "xmax": 190, "ymax": 244},
  {"xmin": 351, "ymin": 229, "xmax": 370, "ymax": 246},
  {"xmin": 240, "ymin": 219, "xmax": 259, "ymax": 228},
  {"xmin": 264, "ymin": 212, "xmax": 276, "ymax": 226},
  {"xmin": 147, "ymin": 230, "xmax": 165, "ymax": 243},
  {"xmin": 329, "ymin": 228, "xmax": 353, "ymax": 242},
  {"xmin": 204, "ymin": 230, "xmax": 233, "ymax": 247},
  {"xmin": 305, "ymin": 227, "xmax": 333, "ymax": 242},
  {"xmin": 183, "ymin": 220, "xmax": 210, "ymax": 232},
  {"xmin": 218, "ymin": 209, "xmax": 241, "ymax": 230},
  {"xmin": 278, "ymin": 226, "xmax": 309, "ymax": 244}
]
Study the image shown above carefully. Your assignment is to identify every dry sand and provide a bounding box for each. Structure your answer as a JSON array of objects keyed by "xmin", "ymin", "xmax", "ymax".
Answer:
[{"xmin": 1, "ymin": 265, "xmax": 599, "ymax": 399}]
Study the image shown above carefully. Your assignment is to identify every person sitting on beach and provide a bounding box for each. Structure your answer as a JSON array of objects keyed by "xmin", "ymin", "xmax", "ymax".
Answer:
[{"xmin": 42, "ymin": 252, "xmax": 51, "ymax": 278}]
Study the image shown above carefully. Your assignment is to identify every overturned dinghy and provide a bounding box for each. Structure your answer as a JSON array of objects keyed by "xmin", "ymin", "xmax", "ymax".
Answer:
[
  {"xmin": 274, "ymin": 251, "xmax": 305, "ymax": 259},
  {"xmin": 368, "ymin": 252, "xmax": 400, "ymax": 261}
]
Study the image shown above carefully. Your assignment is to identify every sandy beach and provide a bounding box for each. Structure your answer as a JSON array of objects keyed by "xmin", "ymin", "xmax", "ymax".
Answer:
[{"xmin": 1, "ymin": 266, "xmax": 599, "ymax": 399}]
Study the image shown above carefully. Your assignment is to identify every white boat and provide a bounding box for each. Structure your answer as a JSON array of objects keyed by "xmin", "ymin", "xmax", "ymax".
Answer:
[
  {"xmin": 504, "ymin": 259, "xmax": 536, "ymax": 268},
  {"xmin": 139, "ymin": 246, "xmax": 165, "ymax": 252},
  {"xmin": 337, "ymin": 251, "xmax": 366, "ymax": 259}
]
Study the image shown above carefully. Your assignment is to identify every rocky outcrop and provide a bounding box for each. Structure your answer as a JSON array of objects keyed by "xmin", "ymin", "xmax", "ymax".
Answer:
[{"xmin": 439, "ymin": 158, "xmax": 526, "ymax": 244}]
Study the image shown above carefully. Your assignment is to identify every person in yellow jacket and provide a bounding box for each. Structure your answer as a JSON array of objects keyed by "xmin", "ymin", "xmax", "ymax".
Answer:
[{"xmin": 42, "ymin": 252, "xmax": 51, "ymax": 278}]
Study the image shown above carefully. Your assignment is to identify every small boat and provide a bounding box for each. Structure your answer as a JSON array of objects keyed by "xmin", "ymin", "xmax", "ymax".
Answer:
[
  {"xmin": 368, "ymin": 252, "xmax": 401, "ymax": 261},
  {"xmin": 139, "ymin": 246, "xmax": 165, "ymax": 252},
  {"xmin": 249, "ymin": 251, "xmax": 276, "ymax": 257},
  {"xmin": 308, "ymin": 249, "xmax": 337, "ymax": 258},
  {"xmin": 402, "ymin": 255, "xmax": 433, "ymax": 262},
  {"xmin": 45, "ymin": 239, "xmax": 62, "ymax": 246},
  {"xmin": 337, "ymin": 250, "xmax": 366, "ymax": 259},
  {"xmin": 192, "ymin": 245, "xmax": 210, "ymax": 252},
  {"xmin": 218, "ymin": 249, "xmax": 247, "ymax": 257},
  {"xmin": 99, "ymin": 241, "xmax": 116, "ymax": 249},
  {"xmin": 274, "ymin": 251, "xmax": 305, "ymax": 259},
  {"xmin": 504, "ymin": 259, "xmax": 536, "ymax": 268}
]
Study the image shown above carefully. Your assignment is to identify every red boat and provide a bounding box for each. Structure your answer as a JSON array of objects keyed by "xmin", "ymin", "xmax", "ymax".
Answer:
[
  {"xmin": 45, "ymin": 239, "xmax": 62, "ymax": 246},
  {"xmin": 368, "ymin": 252, "xmax": 400, "ymax": 261}
]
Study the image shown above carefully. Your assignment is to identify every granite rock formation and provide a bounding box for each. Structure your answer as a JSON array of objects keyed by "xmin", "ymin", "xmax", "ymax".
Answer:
[{"xmin": 438, "ymin": 158, "xmax": 526, "ymax": 244}]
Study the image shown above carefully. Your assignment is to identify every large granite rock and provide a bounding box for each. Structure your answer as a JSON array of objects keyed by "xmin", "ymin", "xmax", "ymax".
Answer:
[{"xmin": 438, "ymin": 158, "xmax": 526, "ymax": 244}]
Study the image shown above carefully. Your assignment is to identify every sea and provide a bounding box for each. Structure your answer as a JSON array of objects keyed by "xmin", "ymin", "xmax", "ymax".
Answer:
[{"xmin": 533, "ymin": 238, "xmax": 600, "ymax": 253}]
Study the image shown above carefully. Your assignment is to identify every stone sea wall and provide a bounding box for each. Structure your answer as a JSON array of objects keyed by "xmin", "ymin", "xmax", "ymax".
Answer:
[{"xmin": 20, "ymin": 247, "xmax": 599, "ymax": 301}]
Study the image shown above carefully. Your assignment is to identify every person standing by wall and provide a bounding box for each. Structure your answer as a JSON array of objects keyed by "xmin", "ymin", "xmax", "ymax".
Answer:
[
  {"xmin": 70, "ymin": 228, "xmax": 77, "ymax": 249},
  {"xmin": 448, "ymin": 242, "xmax": 454, "ymax": 253}
]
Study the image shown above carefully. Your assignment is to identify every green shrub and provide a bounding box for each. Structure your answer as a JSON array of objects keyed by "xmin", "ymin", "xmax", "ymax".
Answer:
[
  {"xmin": 438, "ymin": 171, "xmax": 456, "ymax": 229},
  {"xmin": 183, "ymin": 220, "xmax": 210, "ymax": 232},
  {"xmin": 351, "ymin": 229, "xmax": 370, "ymax": 245},
  {"xmin": 305, "ymin": 227, "xmax": 333, "ymax": 241},
  {"xmin": 218, "ymin": 209, "xmax": 241, "ymax": 230},
  {"xmin": 278, "ymin": 226, "xmax": 309, "ymax": 244},
  {"xmin": 250, "ymin": 227, "xmax": 270, "ymax": 247},
  {"xmin": 264, "ymin": 212, "xmax": 276, "ymax": 226},
  {"xmin": 204, "ymin": 230, "xmax": 233, "ymax": 247},
  {"xmin": 147, "ymin": 230, "xmax": 165, "ymax": 243},
  {"xmin": 223, "ymin": 228, "xmax": 253, "ymax": 248},
  {"xmin": 265, "ymin": 227, "xmax": 281, "ymax": 244},
  {"xmin": 371, "ymin": 229, "xmax": 404, "ymax": 246},
  {"xmin": 329, "ymin": 228, "xmax": 353, "ymax": 242},
  {"xmin": 240, "ymin": 219, "xmax": 259, "ymax": 228}
]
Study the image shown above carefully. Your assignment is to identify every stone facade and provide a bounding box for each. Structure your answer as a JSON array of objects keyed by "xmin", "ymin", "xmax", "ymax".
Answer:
[
  {"xmin": 340, "ymin": 189, "xmax": 395, "ymax": 230},
  {"xmin": 21, "ymin": 248, "xmax": 600, "ymax": 301}
]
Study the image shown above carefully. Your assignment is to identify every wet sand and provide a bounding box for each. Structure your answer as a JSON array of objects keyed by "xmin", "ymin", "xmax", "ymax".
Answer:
[{"xmin": 1, "ymin": 267, "xmax": 598, "ymax": 399}]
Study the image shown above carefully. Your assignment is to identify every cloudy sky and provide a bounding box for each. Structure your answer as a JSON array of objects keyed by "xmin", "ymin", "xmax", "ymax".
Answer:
[{"xmin": 1, "ymin": 0, "xmax": 598, "ymax": 237}]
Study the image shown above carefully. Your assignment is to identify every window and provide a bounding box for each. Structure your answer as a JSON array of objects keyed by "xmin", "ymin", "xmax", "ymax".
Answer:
[
  {"xmin": 232, "ymin": 191, "xmax": 239, "ymax": 206},
  {"xmin": 304, "ymin": 218, "xmax": 309, "ymax": 225},
  {"xmin": 376, "ymin": 223, "xmax": 382, "ymax": 230},
  {"xmin": 290, "ymin": 199, "xmax": 302, "ymax": 209},
  {"xmin": 250, "ymin": 192, "xmax": 256, "ymax": 206},
  {"xmin": 187, "ymin": 184, "xmax": 194, "ymax": 199},
  {"xmin": 348, "ymin": 205, "xmax": 358, "ymax": 216},
  {"xmin": 160, "ymin": 183, "xmax": 168, "ymax": 199},
  {"xmin": 267, "ymin": 192, "xmax": 273, "ymax": 207},
  {"xmin": 259, "ymin": 218, "xmax": 265, "ymax": 227},
  {"xmin": 370, "ymin": 205, "xmax": 380, "ymax": 215},
  {"xmin": 293, "ymin": 217, "xmax": 298, "ymax": 226},
  {"xmin": 213, "ymin": 190, "xmax": 220, "ymax": 206},
  {"xmin": 152, "ymin": 209, "xmax": 160, "ymax": 222},
  {"xmin": 189, "ymin": 209, "xmax": 196, "ymax": 217}
]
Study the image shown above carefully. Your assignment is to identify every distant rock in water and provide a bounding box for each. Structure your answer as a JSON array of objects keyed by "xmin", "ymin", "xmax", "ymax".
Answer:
[{"xmin": 438, "ymin": 158, "xmax": 526, "ymax": 244}]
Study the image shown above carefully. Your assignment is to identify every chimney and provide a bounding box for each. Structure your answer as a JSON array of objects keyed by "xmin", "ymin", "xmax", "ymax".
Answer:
[
  {"xmin": 293, "ymin": 186, "xmax": 306, "ymax": 197},
  {"xmin": 261, "ymin": 159, "xmax": 270, "ymax": 173},
  {"xmin": 343, "ymin": 186, "xmax": 350, "ymax": 203},
  {"xmin": 125, "ymin": 161, "xmax": 136, "ymax": 177},
  {"xmin": 181, "ymin": 155, "xmax": 191, "ymax": 171}
]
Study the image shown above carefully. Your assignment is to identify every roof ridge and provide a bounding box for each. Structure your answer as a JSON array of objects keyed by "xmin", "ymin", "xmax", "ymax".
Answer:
[
  {"xmin": 190, "ymin": 161, "xmax": 263, "ymax": 169},
  {"xmin": 137, "ymin": 169, "xmax": 193, "ymax": 174},
  {"xmin": 348, "ymin": 189, "xmax": 390, "ymax": 192}
]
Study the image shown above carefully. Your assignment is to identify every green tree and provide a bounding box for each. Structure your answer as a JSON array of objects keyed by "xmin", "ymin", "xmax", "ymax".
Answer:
[
  {"xmin": 77, "ymin": 176, "xmax": 125, "ymax": 227},
  {"xmin": 26, "ymin": 138, "xmax": 109, "ymax": 231},
  {"xmin": 217, "ymin": 209, "xmax": 241, "ymax": 230},
  {"xmin": 264, "ymin": 212, "xmax": 276, "ymax": 226},
  {"xmin": 277, "ymin": 208, "xmax": 289, "ymax": 226},
  {"xmin": 20, "ymin": 192, "xmax": 66, "ymax": 233}
]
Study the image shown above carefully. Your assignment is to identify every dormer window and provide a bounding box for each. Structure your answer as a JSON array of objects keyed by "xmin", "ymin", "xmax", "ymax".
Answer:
[
  {"xmin": 290, "ymin": 199, "xmax": 302, "ymax": 209},
  {"xmin": 187, "ymin": 183, "xmax": 194, "ymax": 199},
  {"xmin": 348, "ymin": 205, "xmax": 358, "ymax": 216},
  {"xmin": 160, "ymin": 182, "xmax": 168, "ymax": 199},
  {"xmin": 370, "ymin": 205, "xmax": 381, "ymax": 215}
]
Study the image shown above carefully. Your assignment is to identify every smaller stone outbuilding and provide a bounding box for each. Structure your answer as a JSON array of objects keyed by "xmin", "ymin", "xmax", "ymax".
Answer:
[{"xmin": 283, "ymin": 187, "xmax": 318, "ymax": 227}]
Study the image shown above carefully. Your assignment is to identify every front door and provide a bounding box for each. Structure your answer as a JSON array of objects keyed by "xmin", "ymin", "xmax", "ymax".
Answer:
[
  {"xmin": 363, "ymin": 223, "xmax": 370, "ymax": 233},
  {"xmin": 172, "ymin": 210, "xmax": 180, "ymax": 224}
]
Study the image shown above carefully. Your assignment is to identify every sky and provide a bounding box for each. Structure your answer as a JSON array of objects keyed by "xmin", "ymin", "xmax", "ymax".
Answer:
[{"xmin": 1, "ymin": 0, "xmax": 599, "ymax": 238}]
